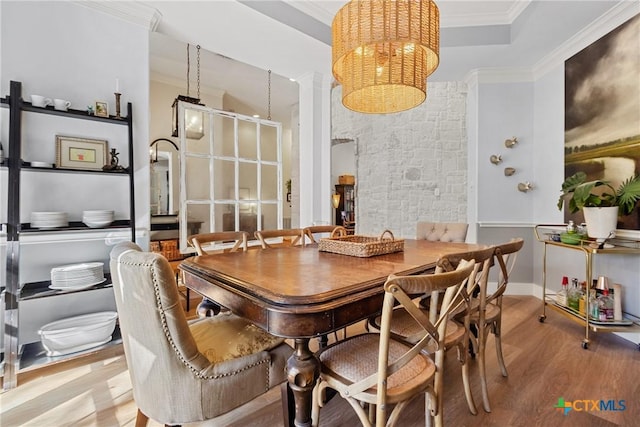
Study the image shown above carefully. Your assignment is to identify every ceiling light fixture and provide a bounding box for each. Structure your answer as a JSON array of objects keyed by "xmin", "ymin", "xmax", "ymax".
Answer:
[
  {"xmin": 172, "ymin": 44, "xmax": 205, "ymax": 139},
  {"xmin": 332, "ymin": 0, "xmax": 440, "ymax": 114}
]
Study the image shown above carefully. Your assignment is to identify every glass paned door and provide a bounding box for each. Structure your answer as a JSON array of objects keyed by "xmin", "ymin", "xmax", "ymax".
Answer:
[{"xmin": 177, "ymin": 103, "xmax": 282, "ymax": 251}]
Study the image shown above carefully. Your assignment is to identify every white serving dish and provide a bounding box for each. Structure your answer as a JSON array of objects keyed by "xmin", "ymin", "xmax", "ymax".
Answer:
[
  {"xmin": 82, "ymin": 210, "xmax": 114, "ymax": 228},
  {"xmin": 83, "ymin": 220, "xmax": 113, "ymax": 228},
  {"xmin": 38, "ymin": 311, "xmax": 117, "ymax": 356},
  {"xmin": 30, "ymin": 161, "xmax": 52, "ymax": 168},
  {"xmin": 31, "ymin": 211, "xmax": 69, "ymax": 228}
]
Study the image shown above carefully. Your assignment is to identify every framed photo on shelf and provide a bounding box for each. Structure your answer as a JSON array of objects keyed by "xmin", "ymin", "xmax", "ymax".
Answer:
[
  {"xmin": 95, "ymin": 101, "xmax": 109, "ymax": 117},
  {"xmin": 56, "ymin": 135, "xmax": 108, "ymax": 170}
]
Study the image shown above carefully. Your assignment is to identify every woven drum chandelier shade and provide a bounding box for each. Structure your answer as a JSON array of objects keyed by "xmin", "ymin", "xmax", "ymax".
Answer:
[{"xmin": 332, "ymin": 0, "xmax": 440, "ymax": 114}]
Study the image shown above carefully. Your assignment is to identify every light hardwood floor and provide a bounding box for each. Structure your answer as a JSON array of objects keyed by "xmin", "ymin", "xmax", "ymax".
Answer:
[{"xmin": 2, "ymin": 295, "xmax": 639, "ymax": 426}]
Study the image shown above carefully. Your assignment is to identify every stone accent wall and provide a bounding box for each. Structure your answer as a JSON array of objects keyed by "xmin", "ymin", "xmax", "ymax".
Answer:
[{"xmin": 332, "ymin": 82, "xmax": 468, "ymax": 238}]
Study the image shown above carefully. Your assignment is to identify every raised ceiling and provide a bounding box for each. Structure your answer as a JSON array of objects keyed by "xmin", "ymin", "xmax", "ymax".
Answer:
[{"xmin": 148, "ymin": 1, "xmax": 624, "ymax": 118}]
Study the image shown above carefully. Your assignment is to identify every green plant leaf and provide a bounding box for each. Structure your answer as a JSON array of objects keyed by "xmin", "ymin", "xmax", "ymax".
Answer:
[{"xmin": 617, "ymin": 175, "xmax": 640, "ymax": 216}]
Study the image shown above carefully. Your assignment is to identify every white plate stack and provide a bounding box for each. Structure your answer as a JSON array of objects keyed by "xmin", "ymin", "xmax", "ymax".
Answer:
[
  {"xmin": 82, "ymin": 210, "xmax": 114, "ymax": 228},
  {"xmin": 31, "ymin": 211, "xmax": 68, "ymax": 229},
  {"xmin": 38, "ymin": 311, "xmax": 118, "ymax": 356},
  {"xmin": 50, "ymin": 262, "xmax": 106, "ymax": 291}
]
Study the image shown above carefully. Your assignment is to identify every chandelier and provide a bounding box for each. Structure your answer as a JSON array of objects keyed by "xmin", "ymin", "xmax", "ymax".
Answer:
[
  {"xmin": 332, "ymin": 0, "xmax": 440, "ymax": 114},
  {"xmin": 172, "ymin": 43, "xmax": 205, "ymax": 139}
]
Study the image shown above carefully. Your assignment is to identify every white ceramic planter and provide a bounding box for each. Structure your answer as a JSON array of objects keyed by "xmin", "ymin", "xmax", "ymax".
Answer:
[{"xmin": 582, "ymin": 206, "xmax": 618, "ymax": 241}]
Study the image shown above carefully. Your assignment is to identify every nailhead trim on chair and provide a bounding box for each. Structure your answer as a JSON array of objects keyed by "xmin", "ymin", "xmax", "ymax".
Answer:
[{"xmin": 122, "ymin": 257, "xmax": 272, "ymax": 388}]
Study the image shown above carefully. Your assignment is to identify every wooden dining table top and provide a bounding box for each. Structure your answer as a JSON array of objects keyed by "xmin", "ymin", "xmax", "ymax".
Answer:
[{"xmin": 180, "ymin": 239, "xmax": 486, "ymax": 338}]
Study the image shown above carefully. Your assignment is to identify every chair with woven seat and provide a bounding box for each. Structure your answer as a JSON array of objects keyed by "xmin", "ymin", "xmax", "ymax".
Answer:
[
  {"xmin": 467, "ymin": 237, "xmax": 524, "ymax": 413},
  {"xmin": 255, "ymin": 228, "xmax": 306, "ymax": 248},
  {"xmin": 368, "ymin": 246, "xmax": 496, "ymax": 417},
  {"xmin": 187, "ymin": 231, "xmax": 249, "ymax": 317},
  {"xmin": 312, "ymin": 260, "xmax": 476, "ymax": 427},
  {"xmin": 417, "ymin": 221, "xmax": 469, "ymax": 243},
  {"xmin": 303, "ymin": 225, "xmax": 347, "ymax": 244},
  {"xmin": 188, "ymin": 230, "xmax": 249, "ymax": 255},
  {"xmin": 109, "ymin": 241, "xmax": 293, "ymax": 426}
]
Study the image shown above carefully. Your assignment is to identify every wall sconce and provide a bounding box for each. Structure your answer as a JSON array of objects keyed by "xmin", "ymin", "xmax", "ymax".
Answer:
[
  {"xmin": 489, "ymin": 154, "xmax": 502, "ymax": 165},
  {"xmin": 517, "ymin": 182, "xmax": 534, "ymax": 192},
  {"xmin": 332, "ymin": 193, "xmax": 341, "ymax": 209},
  {"xmin": 504, "ymin": 137, "xmax": 518, "ymax": 148},
  {"xmin": 504, "ymin": 167, "xmax": 516, "ymax": 176},
  {"xmin": 150, "ymin": 138, "xmax": 179, "ymax": 163}
]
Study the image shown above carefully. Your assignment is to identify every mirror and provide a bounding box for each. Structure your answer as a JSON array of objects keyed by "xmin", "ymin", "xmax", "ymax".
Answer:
[{"xmin": 150, "ymin": 138, "xmax": 179, "ymax": 216}]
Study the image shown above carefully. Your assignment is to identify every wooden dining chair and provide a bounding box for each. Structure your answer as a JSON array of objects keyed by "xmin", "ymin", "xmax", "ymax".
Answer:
[
  {"xmin": 368, "ymin": 245, "xmax": 496, "ymax": 417},
  {"xmin": 254, "ymin": 228, "xmax": 306, "ymax": 248},
  {"xmin": 303, "ymin": 225, "xmax": 347, "ymax": 244},
  {"xmin": 468, "ymin": 237, "xmax": 524, "ymax": 412},
  {"xmin": 189, "ymin": 230, "xmax": 249, "ymax": 255},
  {"xmin": 109, "ymin": 241, "xmax": 292, "ymax": 426},
  {"xmin": 416, "ymin": 221, "xmax": 469, "ymax": 243},
  {"xmin": 312, "ymin": 260, "xmax": 476, "ymax": 427},
  {"xmin": 187, "ymin": 231, "xmax": 249, "ymax": 317}
]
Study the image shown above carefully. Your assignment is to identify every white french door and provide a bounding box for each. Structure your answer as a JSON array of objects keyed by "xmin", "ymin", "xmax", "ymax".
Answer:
[{"xmin": 176, "ymin": 102, "xmax": 283, "ymax": 252}]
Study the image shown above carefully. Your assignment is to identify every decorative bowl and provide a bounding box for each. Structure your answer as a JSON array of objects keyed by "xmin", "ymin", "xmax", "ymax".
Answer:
[
  {"xmin": 38, "ymin": 311, "xmax": 117, "ymax": 356},
  {"xmin": 559, "ymin": 232, "xmax": 586, "ymax": 245}
]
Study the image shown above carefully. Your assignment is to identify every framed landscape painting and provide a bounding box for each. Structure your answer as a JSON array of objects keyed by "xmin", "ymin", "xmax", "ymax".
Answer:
[{"xmin": 564, "ymin": 14, "xmax": 640, "ymax": 230}]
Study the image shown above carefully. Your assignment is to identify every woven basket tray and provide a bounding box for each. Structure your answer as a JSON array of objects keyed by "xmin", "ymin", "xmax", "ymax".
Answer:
[{"xmin": 318, "ymin": 230, "xmax": 404, "ymax": 257}]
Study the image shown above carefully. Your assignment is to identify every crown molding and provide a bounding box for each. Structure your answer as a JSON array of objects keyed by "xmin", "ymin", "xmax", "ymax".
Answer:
[
  {"xmin": 464, "ymin": 67, "xmax": 534, "ymax": 86},
  {"xmin": 72, "ymin": 0, "xmax": 161, "ymax": 31},
  {"xmin": 284, "ymin": 0, "xmax": 336, "ymax": 26},
  {"xmin": 464, "ymin": 1, "xmax": 639, "ymax": 85},
  {"xmin": 443, "ymin": 0, "xmax": 531, "ymax": 28},
  {"xmin": 533, "ymin": 0, "xmax": 640, "ymax": 79}
]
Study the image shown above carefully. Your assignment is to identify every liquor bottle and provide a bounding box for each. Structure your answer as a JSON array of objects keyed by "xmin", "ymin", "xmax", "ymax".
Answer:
[
  {"xmin": 578, "ymin": 281, "xmax": 587, "ymax": 316},
  {"xmin": 589, "ymin": 289, "xmax": 599, "ymax": 320},
  {"xmin": 611, "ymin": 283, "xmax": 623, "ymax": 321},
  {"xmin": 567, "ymin": 278, "xmax": 581, "ymax": 311},
  {"xmin": 597, "ymin": 289, "xmax": 614, "ymax": 321},
  {"xmin": 557, "ymin": 276, "xmax": 569, "ymax": 306}
]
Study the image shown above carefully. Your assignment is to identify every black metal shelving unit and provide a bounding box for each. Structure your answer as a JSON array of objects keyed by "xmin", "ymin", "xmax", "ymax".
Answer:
[{"xmin": 1, "ymin": 80, "xmax": 135, "ymax": 390}]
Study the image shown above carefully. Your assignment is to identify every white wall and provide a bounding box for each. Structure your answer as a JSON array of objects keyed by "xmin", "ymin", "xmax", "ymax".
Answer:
[
  {"xmin": 476, "ymin": 81, "xmax": 535, "ymax": 223},
  {"xmin": 1, "ymin": 1, "xmax": 150, "ymax": 234}
]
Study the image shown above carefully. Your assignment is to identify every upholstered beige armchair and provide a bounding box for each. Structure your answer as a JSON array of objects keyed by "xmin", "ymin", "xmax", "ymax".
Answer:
[
  {"xmin": 416, "ymin": 221, "xmax": 469, "ymax": 243},
  {"xmin": 109, "ymin": 242, "xmax": 292, "ymax": 426}
]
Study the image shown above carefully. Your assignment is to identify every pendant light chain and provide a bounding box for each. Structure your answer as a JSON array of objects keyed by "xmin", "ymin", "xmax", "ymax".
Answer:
[
  {"xmin": 186, "ymin": 43, "xmax": 191, "ymax": 96},
  {"xmin": 196, "ymin": 45, "xmax": 201, "ymax": 99},
  {"xmin": 267, "ymin": 69, "xmax": 272, "ymax": 121}
]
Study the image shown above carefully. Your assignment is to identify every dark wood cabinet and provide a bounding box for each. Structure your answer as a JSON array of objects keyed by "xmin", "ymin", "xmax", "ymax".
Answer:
[{"xmin": 335, "ymin": 184, "xmax": 355, "ymax": 234}]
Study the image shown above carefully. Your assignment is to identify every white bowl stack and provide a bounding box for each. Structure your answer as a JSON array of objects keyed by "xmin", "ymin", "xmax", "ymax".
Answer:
[
  {"xmin": 38, "ymin": 311, "xmax": 118, "ymax": 356},
  {"xmin": 50, "ymin": 262, "xmax": 106, "ymax": 291},
  {"xmin": 82, "ymin": 210, "xmax": 114, "ymax": 228},
  {"xmin": 31, "ymin": 211, "xmax": 68, "ymax": 229}
]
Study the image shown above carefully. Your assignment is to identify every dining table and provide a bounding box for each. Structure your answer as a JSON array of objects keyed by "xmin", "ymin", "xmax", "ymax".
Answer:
[{"xmin": 180, "ymin": 238, "xmax": 487, "ymax": 427}]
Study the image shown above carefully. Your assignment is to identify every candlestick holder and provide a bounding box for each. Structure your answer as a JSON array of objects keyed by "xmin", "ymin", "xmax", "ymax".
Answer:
[{"xmin": 114, "ymin": 92, "xmax": 122, "ymax": 119}]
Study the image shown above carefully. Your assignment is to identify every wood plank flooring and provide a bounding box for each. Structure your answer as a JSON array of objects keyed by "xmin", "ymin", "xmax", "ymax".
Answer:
[{"xmin": 2, "ymin": 296, "xmax": 639, "ymax": 426}]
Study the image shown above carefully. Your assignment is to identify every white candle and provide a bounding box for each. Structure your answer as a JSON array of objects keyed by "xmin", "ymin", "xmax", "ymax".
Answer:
[{"xmin": 115, "ymin": 78, "xmax": 120, "ymax": 93}]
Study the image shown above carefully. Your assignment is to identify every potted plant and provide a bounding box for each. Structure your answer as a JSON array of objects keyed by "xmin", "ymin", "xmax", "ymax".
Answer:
[{"xmin": 557, "ymin": 171, "xmax": 640, "ymax": 239}]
